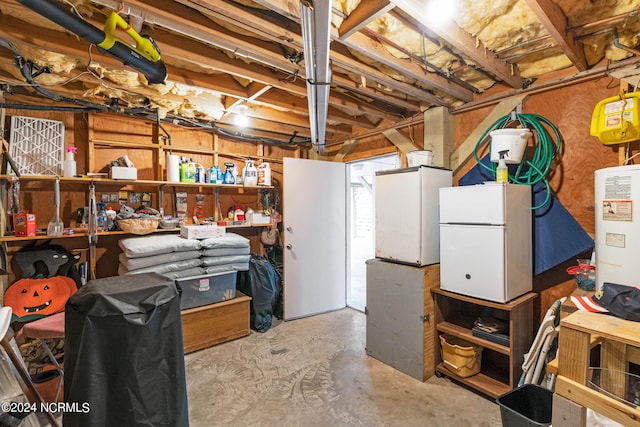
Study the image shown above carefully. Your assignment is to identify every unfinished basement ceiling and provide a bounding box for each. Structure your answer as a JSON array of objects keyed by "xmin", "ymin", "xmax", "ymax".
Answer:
[{"xmin": 0, "ymin": 0, "xmax": 639, "ymax": 148}]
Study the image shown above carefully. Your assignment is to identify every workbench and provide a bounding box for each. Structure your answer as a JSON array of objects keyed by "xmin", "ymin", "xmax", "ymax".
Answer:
[{"xmin": 554, "ymin": 310, "xmax": 640, "ymax": 427}]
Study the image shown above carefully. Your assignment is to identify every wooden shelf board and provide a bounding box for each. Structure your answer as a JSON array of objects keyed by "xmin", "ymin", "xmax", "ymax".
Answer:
[
  {"xmin": 436, "ymin": 321, "xmax": 510, "ymax": 355},
  {"xmin": 436, "ymin": 363, "xmax": 510, "ymax": 399},
  {"xmin": 432, "ymin": 288, "xmax": 536, "ymax": 311},
  {"xmin": 0, "ymin": 174, "xmax": 273, "ymax": 190},
  {"xmin": 0, "ymin": 223, "xmax": 267, "ymax": 242}
]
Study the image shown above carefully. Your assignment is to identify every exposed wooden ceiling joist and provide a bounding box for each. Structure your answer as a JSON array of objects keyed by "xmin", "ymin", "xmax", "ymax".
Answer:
[
  {"xmin": 523, "ymin": 0, "xmax": 589, "ymax": 71},
  {"xmin": 0, "ymin": 0, "xmax": 636, "ymax": 149},
  {"xmin": 337, "ymin": 0, "xmax": 394, "ymax": 40},
  {"xmin": 390, "ymin": 0, "xmax": 524, "ymax": 89}
]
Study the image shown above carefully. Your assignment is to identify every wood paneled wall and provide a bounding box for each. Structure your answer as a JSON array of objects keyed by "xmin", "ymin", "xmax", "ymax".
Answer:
[{"xmin": 1, "ymin": 109, "xmax": 294, "ymax": 282}]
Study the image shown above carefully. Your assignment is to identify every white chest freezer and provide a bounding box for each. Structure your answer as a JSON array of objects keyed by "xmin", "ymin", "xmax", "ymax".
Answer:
[{"xmin": 374, "ymin": 166, "xmax": 452, "ymax": 266}]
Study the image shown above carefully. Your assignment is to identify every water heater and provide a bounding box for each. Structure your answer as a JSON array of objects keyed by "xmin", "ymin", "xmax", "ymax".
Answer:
[{"xmin": 594, "ymin": 165, "xmax": 640, "ymax": 290}]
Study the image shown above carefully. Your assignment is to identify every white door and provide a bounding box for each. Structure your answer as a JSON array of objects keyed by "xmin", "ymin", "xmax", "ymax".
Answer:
[{"xmin": 283, "ymin": 158, "xmax": 346, "ymax": 320}]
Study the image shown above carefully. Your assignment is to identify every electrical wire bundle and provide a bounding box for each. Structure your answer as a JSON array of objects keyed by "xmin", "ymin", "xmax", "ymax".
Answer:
[{"xmin": 473, "ymin": 113, "xmax": 562, "ymax": 209}]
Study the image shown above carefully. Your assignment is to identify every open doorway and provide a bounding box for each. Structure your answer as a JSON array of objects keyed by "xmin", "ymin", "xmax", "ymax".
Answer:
[{"xmin": 346, "ymin": 154, "xmax": 400, "ymax": 311}]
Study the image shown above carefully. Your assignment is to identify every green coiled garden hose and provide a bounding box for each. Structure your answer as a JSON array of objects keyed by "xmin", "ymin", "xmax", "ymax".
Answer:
[{"xmin": 473, "ymin": 113, "xmax": 562, "ymax": 209}]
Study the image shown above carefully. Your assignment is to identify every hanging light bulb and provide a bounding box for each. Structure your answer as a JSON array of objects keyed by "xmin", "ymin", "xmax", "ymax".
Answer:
[{"xmin": 233, "ymin": 104, "xmax": 249, "ymax": 127}]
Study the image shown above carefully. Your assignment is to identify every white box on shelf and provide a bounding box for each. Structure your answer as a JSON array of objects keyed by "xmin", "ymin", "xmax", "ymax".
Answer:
[
  {"xmin": 180, "ymin": 225, "xmax": 226, "ymax": 239},
  {"xmin": 251, "ymin": 213, "xmax": 271, "ymax": 225},
  {"xmin": 110, "ymin": 166, "xmax": 138, "ymax": 180}
]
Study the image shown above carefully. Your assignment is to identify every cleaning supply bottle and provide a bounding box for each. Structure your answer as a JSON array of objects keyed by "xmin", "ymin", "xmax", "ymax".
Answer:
[
  {"xmin": 184, "ymin": 159, "xmax": 196, "ymax": 183},
  {"xmin": 496, "ymin": 150, "xmax": 509, "ymax": 183},
  {"xmin": 223, "ymin": 163, "xmax": 235, "ymax": 184},
  {"xmin": 257, "ymin": 162, "xmax": 271, "ymax": 186},
  {"xmin": 96, "ymin": 203, "xmax": 108, "ymax": 231},
  {"xmin": 64, "ymin": 146, "xmax": 77, "ymax": 177},
  {"xmin": 243, "ymin": 158, "xmax": 258, "ymax": 186},
  {"xmin": 179, "ymin": 157, "xmax": 187, "ymax": 182}
]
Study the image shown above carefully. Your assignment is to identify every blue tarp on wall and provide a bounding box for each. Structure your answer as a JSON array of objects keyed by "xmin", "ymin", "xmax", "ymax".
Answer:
[{"xmin": 458, "ymin": 155, "xmax": 594, "ymax": 275}]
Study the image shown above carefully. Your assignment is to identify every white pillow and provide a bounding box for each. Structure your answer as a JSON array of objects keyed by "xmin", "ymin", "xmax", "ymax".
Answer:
[
  {"xmin": 119, "ymin": 250, "xmax": 201, "ymax": 271},
  {"xmin": 201, "ymin": 254, "xmax": 250, "ymax": 266},
  {"xmin": 162, "ymin": 267, "xmax": 205, "ymax": 280},
  {"xmin": 204, "ymin": 263, "xmax": 249, "ymax": 274},
  {"xmin": 201, "ymin": 247, "xmax": 250, "ymax": 257},
  {"xmin": 119, "ymin": 234, "xmax": 202, "ymax": 258},
  {"xmin": 199, "ymin": 233, "xmax": 250, "ymax": 249},
  {"xmin": 119, "ymin": 258, "xmax": 202, "ymax": 275}
]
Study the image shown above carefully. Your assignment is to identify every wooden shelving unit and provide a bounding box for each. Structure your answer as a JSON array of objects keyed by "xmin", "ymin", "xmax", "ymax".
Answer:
[{"xmin": 431, "ymin": 288, "xmax": 536, "ymax": 399}]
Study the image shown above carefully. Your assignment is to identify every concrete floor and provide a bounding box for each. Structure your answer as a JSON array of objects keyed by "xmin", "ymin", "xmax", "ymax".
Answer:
[{"xmin": 185, "ymin": 308, "xmax": 502, "ymax": 427}]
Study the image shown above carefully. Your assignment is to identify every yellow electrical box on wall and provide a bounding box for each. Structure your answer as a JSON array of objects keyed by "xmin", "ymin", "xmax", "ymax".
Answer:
[{"xmin": 590, "ymin": 92, "xmax": 640, "ymax": 145}]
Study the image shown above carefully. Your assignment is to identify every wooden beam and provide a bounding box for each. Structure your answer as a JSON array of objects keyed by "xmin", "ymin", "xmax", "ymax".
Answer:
[
  {"xmin": 382, "ymin": 129, "xmax": 420, "ymax": 153},
  {"xmin": 450, "ymin": 95, "xmax": 528, "ymax": 173},
  {"xmin": 333, "ymin": 139, "xmax": 359, "ymax": 162},
  {"xmin": 424, "ymin": 107, "xmax": 453, "ymax": 168},
  {"xmin": 390, "ymin": 0, "xmax": 523, "ymax": 88},
  {"xmin": 524, "ymin": 0, "xmax": 588, "ymax": 72},
  {"xmin": 174, "ymin": 0, "xmax": 429, "ymax": 111},
  {"xmin": 338, "ymin": 0, "xmax": 394, "ymax": 40},
  {"xmin": 339, "ymin": 31, "xmax": 474, "ymax": 102}
]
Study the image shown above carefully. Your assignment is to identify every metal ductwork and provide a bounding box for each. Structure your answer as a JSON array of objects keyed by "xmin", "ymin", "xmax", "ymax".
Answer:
[{"xmin": 17, "ymin": 0, "xmax": 167, "ymax": 84}]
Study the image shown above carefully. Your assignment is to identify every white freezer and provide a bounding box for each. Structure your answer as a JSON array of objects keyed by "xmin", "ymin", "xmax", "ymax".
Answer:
[
  {"xmin": 439, "ymin": 182, "xmax": 530, "ymax": 225},
  {"xmin": 374, "ymin": 166, "xmax": 452, "ymax": 266},
  {"xmin": 439, "ymin": 183, "xmax": 532, "ymax": 303}
]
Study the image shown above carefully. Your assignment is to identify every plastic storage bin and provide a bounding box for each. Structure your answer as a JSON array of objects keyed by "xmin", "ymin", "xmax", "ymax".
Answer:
[
  {"xmin": 176, "ymin": 271, "xmax": 237, "ymax": 310},
  {"xmin": 496, "ymin": 384, "xmax": 552, "ymax": 427},
  {"xmin": 439, "ymin": 333, "xmax": 482, "ymax": 378}
]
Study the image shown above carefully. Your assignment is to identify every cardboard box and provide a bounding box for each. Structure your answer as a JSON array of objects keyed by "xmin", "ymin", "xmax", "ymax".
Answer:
[
  {"xmin": 251, "ymin": 212, "xmax": 271, "ymax": 225},
  {"xmin": 176, "ymin": 271, "xmax": 237, "ymax": 310},
  {"xmin": 13, "ymin": 212, "xmax": 36, "ymax": 237},
  {"xmin": 110, "ymin": 166, "xmax": 138, "ymax": 180},
  {"xmin": 180, "ymin": 224, "xmax": 225, "ymax": 239}
]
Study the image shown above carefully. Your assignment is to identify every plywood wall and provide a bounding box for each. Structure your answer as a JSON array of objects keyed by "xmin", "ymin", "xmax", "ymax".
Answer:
[{"xmin": 454, "ymin": 78, "xmax": 621, "ymax": 237}]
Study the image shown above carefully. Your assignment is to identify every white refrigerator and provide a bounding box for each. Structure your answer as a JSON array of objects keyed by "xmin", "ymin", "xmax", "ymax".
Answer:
[
  {"xmin": 374, "ymin": 166, "xmax": 452, "ymax": 266},
  {"xmin": 439, "ymin": 183, "xmax": 532, "ymax": 303}
]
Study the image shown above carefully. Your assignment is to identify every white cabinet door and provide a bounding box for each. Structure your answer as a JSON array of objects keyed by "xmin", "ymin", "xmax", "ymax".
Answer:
[{"xmin": 283, "ymin": 158, "xmax": 346, "ymax": 320}]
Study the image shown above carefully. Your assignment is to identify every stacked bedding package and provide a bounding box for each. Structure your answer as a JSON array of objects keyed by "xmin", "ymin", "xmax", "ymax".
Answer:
[
  {"xmin": 118, "ymin": 234, "xmax": 204, "ymax": 279},
  {"xmin": 200, "ymin": 233, "xmax": 251, "ymax": 274},
  {"xmin": 118, "ymin": 232, "xmax": 251, "ymax": 310}
]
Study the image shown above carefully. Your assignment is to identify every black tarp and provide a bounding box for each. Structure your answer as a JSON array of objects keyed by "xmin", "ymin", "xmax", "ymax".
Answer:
[
  {"xmin": 236, "ymin": 254, "xmax": 281, "ymax": 332},
  {"xmin": 64, "ymin": 273, "xmax": 189, "ymax": 427}
]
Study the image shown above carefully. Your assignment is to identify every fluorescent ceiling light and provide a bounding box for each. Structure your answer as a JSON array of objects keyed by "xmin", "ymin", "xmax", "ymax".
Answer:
[{"xmin": 300, "ymin": 0, "xmax": 332, "ymax": 149}]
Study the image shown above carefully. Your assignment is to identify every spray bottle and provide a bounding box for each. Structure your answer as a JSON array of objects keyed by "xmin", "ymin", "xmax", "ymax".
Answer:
[
  {"xmin": 243, "ymin": 158, "xmax": 258, "ymax": 186},
  {"xmin": 496, "ymin": 149, "xmax": 509, "ymax": 183},
  {"xmin": 64, "ymin": 146, "xmax": 78, "ymax": 177}
]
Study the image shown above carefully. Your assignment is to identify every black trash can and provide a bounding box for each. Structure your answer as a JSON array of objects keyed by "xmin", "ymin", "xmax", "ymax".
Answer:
[
  {"xmin": 64, "ymin": 273, "xmax": 189, "ymax": 427},
  {"xmin": 496, "ymin": 384, "xmax": 552, "ymax": 427}
]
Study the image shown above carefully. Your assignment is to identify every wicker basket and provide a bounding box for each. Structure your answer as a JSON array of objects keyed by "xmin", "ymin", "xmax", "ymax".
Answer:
[{"xmin": 117, "ymin": 218, "xmax": 161, "ymax": 235}]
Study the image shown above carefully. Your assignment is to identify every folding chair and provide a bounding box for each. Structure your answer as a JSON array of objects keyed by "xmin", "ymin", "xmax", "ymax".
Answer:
[
  {"xmin": 19, "ymin": 312, "xmax": 65, "ymax": 404},
  {"xmin": 0, "ymin": 306, "xmax": 59, "ymax": 427}
]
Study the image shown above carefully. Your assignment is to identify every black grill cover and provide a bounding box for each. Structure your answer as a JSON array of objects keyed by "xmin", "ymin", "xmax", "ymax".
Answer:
[{"xmin": 64, "ymin": 273, "xmax": 189, "ymax": 427}]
